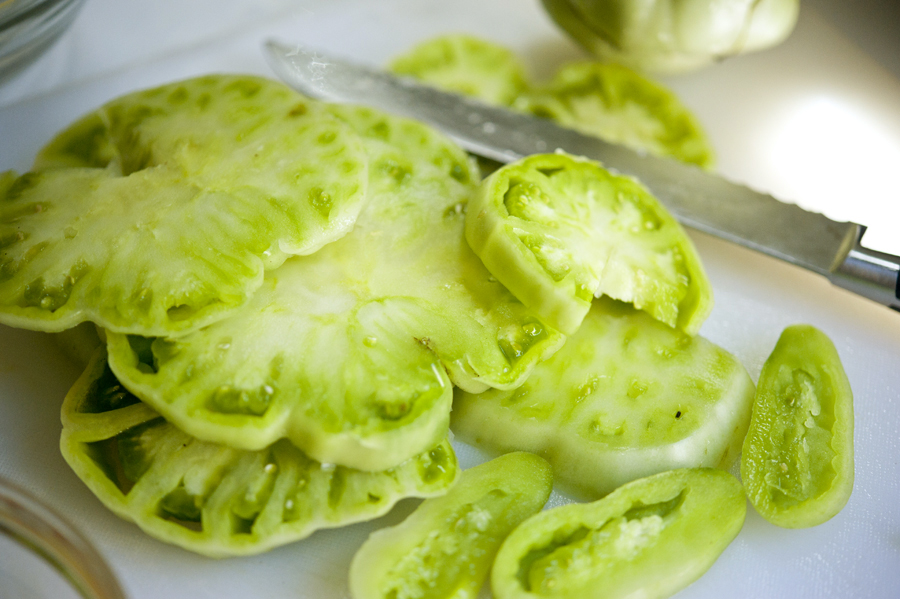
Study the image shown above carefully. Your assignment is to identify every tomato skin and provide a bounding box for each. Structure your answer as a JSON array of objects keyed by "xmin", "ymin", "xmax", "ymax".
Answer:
[
  {"xmin": 491, "ymin": 468, "xmax": 745, "ymax": 599},
  {"xmin": 741, "ymin": 324, "xmax": 854, "ymax": 528}
]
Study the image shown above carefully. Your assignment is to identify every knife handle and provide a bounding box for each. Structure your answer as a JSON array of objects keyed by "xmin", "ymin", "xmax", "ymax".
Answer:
[{"xmin": 829, "ymin": 228, "xmax": 900, "ymax": 311}]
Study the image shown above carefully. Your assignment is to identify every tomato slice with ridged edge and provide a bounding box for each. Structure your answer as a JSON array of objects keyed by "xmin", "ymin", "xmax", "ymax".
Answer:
[
  {"xmin": 452, "ymin": 297, "xmax": 754, "ymax": 499},
  {"xmin": 389, "ymin": 34, "xmax": 530, "ymax": 106},
  {"xmin": 106, "ymin": 106, "xmax": 563, "ymax": 472},
  {"xmin": 349, "ymin": 452, "xmax": 552, "ymax": 599},
  {"xmin": 513, "ymin": 61, "xmax": 715, "ymax": 168},
  {"xmin": 491, "ymin": 468, "xmax": 746, "ymax": 599},
  {"xmin": 741, "ymin": 324, "xmax": 854, "ymax": 528},
  {"xmin": 0, "ymin": 75, "xmax": 368, "ymax": 337},
  {"xmin": 465, "ymin": 152, "xmax": 712, "ymax": 336},
  {"xmin": 60, "ymin": 349, "xmax": 459, "ymax": 558}
]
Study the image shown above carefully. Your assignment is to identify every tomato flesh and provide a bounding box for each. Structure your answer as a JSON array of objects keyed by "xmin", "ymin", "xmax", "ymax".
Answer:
[{"xmin": 741, "ymin": 324, "xmax": 854, "ymax": 528}]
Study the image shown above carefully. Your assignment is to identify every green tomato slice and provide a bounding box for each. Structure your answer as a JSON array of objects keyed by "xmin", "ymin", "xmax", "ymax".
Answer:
[
  {"xmin": 513, "ymin": 62, "xmax": 714, "ymax": 168},
  {"xmin": 60, "ymin": 349, "xmax": 459, "ymax": 558},
  {"xmin": 389, "ymin": 34, "xmax": 530, "ymax": 106},
  {"xmin": 466, "ymin": 152, "xmax": 712, "ymax": 336},
  {"xmin": 452, "ymin": 297, "xmax": 753, "ymax": 498},
  {"xmin": 0, "ymin": 75, "xmax": 368, "ymax": 337},
  {"xmin": 741, "ymin": 324, "xmax": 854, "ymax": 528},
  {"xmin": 106, "ymin": 106, "xmax": 564, "ymax": 471},
  {"xmin": 349, "ymin": 452, "xmax": 553, "ymax": 599},
  {"xmin": 492, "ymin": 468, "xmax": 746, "ymax": 599}
]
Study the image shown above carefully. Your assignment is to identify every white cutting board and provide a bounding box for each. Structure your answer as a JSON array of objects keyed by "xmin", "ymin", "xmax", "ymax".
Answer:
[{"xmin": 1, "ymin": 1, "xmax": 900, "ymax": 598}]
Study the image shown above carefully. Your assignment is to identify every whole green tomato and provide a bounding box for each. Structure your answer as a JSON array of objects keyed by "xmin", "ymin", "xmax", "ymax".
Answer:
[{"xmin": 541, "ymin": 0, "xmax": 800, "ymax": 74}]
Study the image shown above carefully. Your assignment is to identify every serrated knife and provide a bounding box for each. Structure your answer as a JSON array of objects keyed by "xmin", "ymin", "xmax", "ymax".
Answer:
[{"xmin": 264, "ymin": 40, "xmax": 900, "ymax": 312}]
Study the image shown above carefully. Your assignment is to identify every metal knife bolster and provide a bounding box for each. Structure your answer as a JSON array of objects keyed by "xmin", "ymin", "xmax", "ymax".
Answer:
[
  {"xmin": 264, "ymin": 40, "xmax": 900, "ymax": 311},
  {"xmin": 830, "ymin": 228, "xmax": 900, "ymax": 310}
]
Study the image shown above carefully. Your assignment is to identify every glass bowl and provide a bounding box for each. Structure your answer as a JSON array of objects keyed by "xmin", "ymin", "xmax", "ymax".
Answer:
[
  {"xmin": 0, "ymin": 476, "xmax": 126, "ymax": 599},
  {"xmin": 0, "ymin": 0, "xmax": 86, "ymax": 83}
]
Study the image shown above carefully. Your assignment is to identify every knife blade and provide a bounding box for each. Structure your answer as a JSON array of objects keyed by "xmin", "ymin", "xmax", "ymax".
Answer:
[{"xmin": 264, "ymin": 40, "xmax": 900, "ymax": 311}]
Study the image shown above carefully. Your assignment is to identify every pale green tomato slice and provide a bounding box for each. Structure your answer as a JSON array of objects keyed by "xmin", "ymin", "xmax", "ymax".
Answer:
[
  {"xmin": 0, "ymin": 75, "xmax": 368, "ymax": 337},
  {"xmin": 60, "ymin": 349, "xmax": 458, "ymax": 558},
  {"xmin": 349, "ymin": 452, "xmax": 552, "ymax": 599},
  {"xmin": 106, "ymin": 106, "xmax": 564, "ymax": 471},
  {"xmin": 492, "ymin": 468, "xmax": 746, "ymax": 599},
  {"xmin": 513, "ymin": 62, "xmax": 714, "ymax": 168},
  {"xmin": 741, "ymin": 324, "xmax": 854, "ymax": 528},
  {"xmin": 466, "ymin": 152, "xmax": 712, "ymax": 336},
  {"xmin": 389, "ymin": 34, "xmax": 530, "ymax": 106},
  {"xmin": 453, "ymin": 297, "xmax": 753, "ymax": 498}
]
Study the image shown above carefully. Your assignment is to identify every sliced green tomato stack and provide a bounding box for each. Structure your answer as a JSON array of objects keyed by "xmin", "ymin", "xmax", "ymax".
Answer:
[
  {"xmin": 106, "ymin": 105, "xmax": 564, "ymax": 471},
  {"xmin": 388, "ymin": 34, "xmax": 530, "ymax": 106},
  {"xmin": 741, "ymin": 324, "xmax": 854, "ymax": 528},
  {"xmin": 466, "ymin": 152, "xmax": 712, "ymax": 336},
  {"xmin": 61, "ymin": 350, "xmax": 459, "ymax": 558},
  {"xmin": 453, "ymin": 297, "xmax": 753, "ymax": 498},
  {"xmin": 0, "ymin": 75, "xmax": 369, "ymax": 337},
  {"xmin": 513, "ymin": 62, "xmax": 715, "ymax": 168},
  {"xmin": 492, "ymin": 468, "xmax": 746, "ymax": 599},
  {"xmin": 349, "ymin": 452, "xmax": 553, "ymax": 599},
  {"xmin": 0, "ymin": 73, "xmax": 569, "ymax": 558}
]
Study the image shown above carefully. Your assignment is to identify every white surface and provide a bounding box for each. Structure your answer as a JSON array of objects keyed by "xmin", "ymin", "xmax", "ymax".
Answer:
[
  {"xmin": 0, "ymin": 535, "xmax": 82, "ymax": 599},
  {"xmin": 1, "ymin": 1, "xmax": 900, "ymax": 598}
]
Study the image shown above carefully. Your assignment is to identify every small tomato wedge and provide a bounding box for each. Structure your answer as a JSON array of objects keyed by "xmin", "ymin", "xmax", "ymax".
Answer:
[
  {"xmin": 465, "ymin": 152, "xmax": 712, "ymax": 336},
  {"xmin": 349, "ymin": 452, "xmax": 553, "ymax": 599},
  {"xmin": 491, "ymin": 468, "xmax": 745, "ymax": 599},
  {"xmin": 741, "ymin": 324, "xmax": 854, "ymax": 528}
]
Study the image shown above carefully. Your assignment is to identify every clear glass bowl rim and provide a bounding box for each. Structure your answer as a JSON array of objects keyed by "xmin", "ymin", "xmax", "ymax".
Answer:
[{"xmin": 0, "ymin": 476, "xmax": 127, "ymax": 599}]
